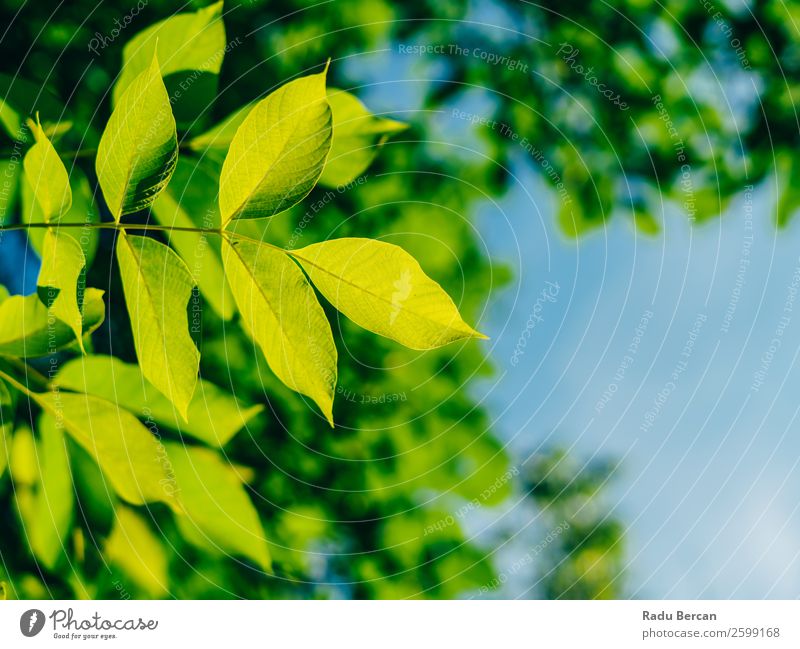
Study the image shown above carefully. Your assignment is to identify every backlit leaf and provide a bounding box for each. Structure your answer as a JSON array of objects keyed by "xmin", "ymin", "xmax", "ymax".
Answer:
[
  {"xmin": 32, "ymin": 390, "xmax": 178, "ymax": 509},
  {"xmin": 57, "ymin": 355, "xmax": 262, "ymax": 447},
  {"xmin": 9, "ymin": 425, "xmax": 37, "ymax": 486},
  {"xmin": 105, "ymin": 505, "xmax": 169, "ymax": 597},
  {"xmin": 292, "ymin": 238, "xmax": 486, "ymax": 349},
  {"xmin": 37, "ymin": 229, "xmax": 86, "ymax": 353},
  {"xmin": 0, "ymin": 380, "xmax": 11, "ymax": 479},
  {"xmin": 319, "ymin": 88, "xmax": 407, "ymax": 188},
  {"xmin": 166, "ymin": 442, "xmax": 271, "ymax": 571},
  {"xmin": 27, "ymin": 414, "xmax": 73, "ymax": 570},
  {"xmin": 222, "ymin": 238, "xmax": 337, "ymax": 425},
  {"xmin": 22, "ymin": 120, "xmax": 71, "ymax": 221},
  {"xmin": 219, "ymin": 69, "xmax": 332, "ymax": 224},
  {"xmin": 116, "ymin": 233, "xmax": 200, "ymax": 420},
  {"xmin": 96, "ymin": 54, "xmax": 178, "ymax": 220},
  {"xmin": 0, "ymin": 288, "xmax": 105, "ymax": 357}
]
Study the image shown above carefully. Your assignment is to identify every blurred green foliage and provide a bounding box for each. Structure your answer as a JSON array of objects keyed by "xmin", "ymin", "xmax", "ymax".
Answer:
[{"xmin": 11, "ymin": 0, "xmax": 754, "ymax": 600}]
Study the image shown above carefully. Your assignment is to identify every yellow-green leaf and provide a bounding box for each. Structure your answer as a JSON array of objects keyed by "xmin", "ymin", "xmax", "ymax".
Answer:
[
  {"xmin": 56, "ymin": 355, "xmax": 262, "ymax": 447},
  {"xmin": 219, "ymin": 69, "xmax": 332, "ymax": 224},
  {"xmin": 319, "ymin": 88, "xmax": 407, "ymax": 188},
  {"xmin": 0, "ymin": 288, "xmax": 105, "ymax": 357},
  {"xmin": 27, "ymin": 413, "xmax": 73, "ymax": 570},
  {"xmin": 37, "ymin": 229, "xmax": 87, "ymax": 353},
  {"xmin": 222, "ymin": 238, "xmax": 337, "ymax": 425},
  {"xmin": 117, "ymin": 233, "xmax": 200, "ymax": 420},
  {"xmin": 96, "ymin": 54, "xmax": 177, "ymax": 220},
  {"xmin": 0, "ymin": 380, "xmax": 10, "ymax": 479},
  {"xmin": 32, "ymin": 390, "xmax": 178, "ymax": 509},
  {"xmin": 166, "ymin": 442, "xmax": 271, "ymax": 571},
  {"xmin": 9, "ymin": 425, "xmax": 37, "ymax": 486},
  {"xmin": 112, "ymin": 1, "xmax": 226, "ymax": 106},
  {"xmin": 105, "ymin": 504, "xmax": 169, "ymax": 597},
  {"xmin": 22, "ymin": 166, "xmax": 101, "ymax": 264},
  {"xmin": 22, "ymin": 120, "xmax": 71, "ymax": 221},
  {"xmin": 151, "ymin": 157, "xmax": 234, "ymax": 320},
  {"xmin": 293, "ymin": 238, "xmax": 486, "ymax": 349}
]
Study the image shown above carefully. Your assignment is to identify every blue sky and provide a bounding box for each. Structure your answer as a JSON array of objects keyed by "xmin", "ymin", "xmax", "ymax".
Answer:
[{"xmin": 473, "ymin": 162, "xmax": 800, "ymax": 598}]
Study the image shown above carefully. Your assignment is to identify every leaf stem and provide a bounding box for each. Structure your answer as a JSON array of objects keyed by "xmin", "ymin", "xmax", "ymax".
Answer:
[{"xmin": 0, "ymin": 221, "xmax": 292, "ymax": 253}]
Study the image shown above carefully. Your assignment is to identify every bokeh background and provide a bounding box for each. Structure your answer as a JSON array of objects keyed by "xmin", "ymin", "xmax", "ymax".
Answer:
[{"xmin": 1, "ymin": 0, "xmax": 798, "ymax": 598}]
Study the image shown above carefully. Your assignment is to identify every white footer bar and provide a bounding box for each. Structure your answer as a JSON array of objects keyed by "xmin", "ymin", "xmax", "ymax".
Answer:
[{"xmin": 1, "ymin": 600, "xmax": 796, "ymax": 647}]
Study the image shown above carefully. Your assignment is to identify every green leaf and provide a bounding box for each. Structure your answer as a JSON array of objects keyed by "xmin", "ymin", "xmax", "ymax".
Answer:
[
  {"xmin": 151, "ymin": 157, "xmax": 235, "ymax": 320},
  {"xmin": 319, "ymin": 88, "xmax": 407, "ymax": 188},
  {"xmin": 23, "ymin": 167, "xmax": 101, "ymax": 265},
  {"xmin": 27, "ymin": 413, "xmax": 73, "ymax": 570},
  {"xmin": 0, "ymin": 288, "xmax": 105, "ymax": 357},
  {"xmin": 222, "ymin": 238, "xmax": 337, "ymax": 425},
  {"xmin": 31, "ymin": 390, "xmax": 178, "ymax": 509},
  {"xmin": 116, "ymin": 233, "xmax": 200, "ymax": 420},
  {"xmin": 56, "ymin": 355, "xmax": 262, "ymax": 447},
  {"xmin": 219, "ymin": 69, "xmax": 332, "ymax": 224},
  {"xmin": 37, "ymin": 229, "xmax": 87, "ymax": 353},
  {"xmin": 777, "ymin": 151, "xmax": 800, "ymax": 227},
  {"xmin": 112, "ymin": 1, "xmax": 226, "ymax": 107},
  {"xmin": 0, "ymin": 380, "xmax": 11, "ymax": 479},
  {"xmin": 96, "ymin": 54, "xmax": 178, "ymax": 220},
  {"xmin": 105, "ymin": 504, "xmax": 169, "ymax": 597},
  {"xmin": 187, "ymin": 101, "xmax": 254, "ymax": 160},
  {"xmin": 9, "ymin": 424, "xmax": 38, "ymax": 486},
  {"xmin": 22, "ymin": 120, "xmax": 71, "ymax": 221},
  {"xmin": 292, "ymin": 238, "xmax": 486, "ymax": 349},
  {"xmin": 165, "ymin": 442, "xmax": 271, "ymax": 571}
]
